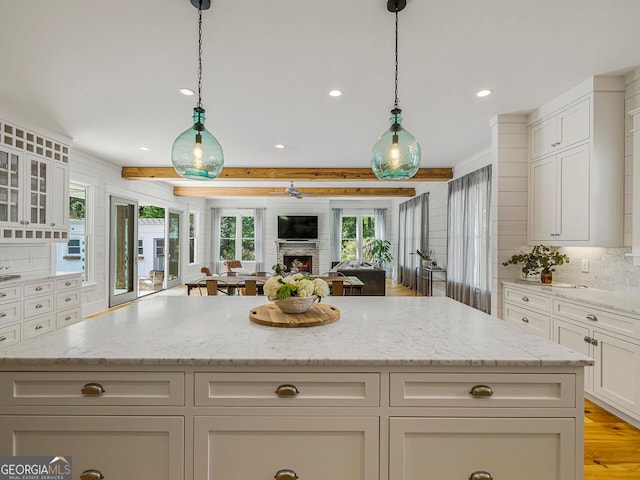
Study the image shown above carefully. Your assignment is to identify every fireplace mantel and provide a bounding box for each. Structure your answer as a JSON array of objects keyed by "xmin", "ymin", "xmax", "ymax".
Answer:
[{"xmin": 275, "ymin": 240, "xmax": 320, "ymax": 275}]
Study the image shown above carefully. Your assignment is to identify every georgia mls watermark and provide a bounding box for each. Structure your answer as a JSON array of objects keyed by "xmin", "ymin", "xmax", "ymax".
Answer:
[{"xmin": 0, "ymin": 456, "xmax": 71, "ymax": 480}]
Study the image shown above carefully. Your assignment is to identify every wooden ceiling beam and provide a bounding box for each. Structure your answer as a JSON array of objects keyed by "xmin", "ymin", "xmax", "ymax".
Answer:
[
  {"xmin": 122, "ymin": 167, "xmax": 452, "ymax": 181},
  {"xmin": 173, "ymin": 186, "xmax": 416, "ymax": 197}
]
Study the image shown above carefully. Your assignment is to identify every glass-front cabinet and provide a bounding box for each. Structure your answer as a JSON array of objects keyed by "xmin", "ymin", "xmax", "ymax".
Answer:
[{"xmin": 0, "ymin": 129, "xmax": 70, "ymax": 242}]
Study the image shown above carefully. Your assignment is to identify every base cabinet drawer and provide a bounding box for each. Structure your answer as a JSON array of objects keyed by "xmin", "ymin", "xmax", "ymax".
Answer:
[
  {"xmin": 0, "ymin": 372, "xmax": 185, "ymax": 406},
  {"xmin": 389, "ymin": 417, "xmax": 575, "ymax": 480},
  {"xmin": 22, "ymin": 314, "xmax": 54, "ymax": 340},
  {"xmin": 554, "ymin": 300, "xmax": 640, "ymax": 339},
  {"xmin": 503, "ymin": 286, "xmax": 551, "ymax": 312},
  {"xmin": 0, "ymin": 324, "xmax": 20, "ymax": 349},
  {"xmin": 56, "ymin": 308, "xmax": 82, "ymax": 328},
  {"xmin": 0, "ymin": 416, "xmax": 184, "ymax": 480},
  {"xmin": 390, "ymin": 373, "xmax": 576, "ymax": 408},
  {"xmin": 504, "ymin": 302, "xmax": 551, "ymax": 339},
  {"xmin": 23, "ymin": 295, "xmax": 54, "ymax": 318},
  {"xmin": 194, "ymin": 416, "xmax": 379, "ymax": 480},
  {"xmin": 0, "ymin": 301, "xmax": 21, "ymax": 327}
]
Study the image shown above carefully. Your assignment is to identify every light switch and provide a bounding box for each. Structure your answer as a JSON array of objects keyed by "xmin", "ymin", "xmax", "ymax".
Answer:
[{"xmin": 581, "ymin": 259, "xmax": 589, "ymax": 273}]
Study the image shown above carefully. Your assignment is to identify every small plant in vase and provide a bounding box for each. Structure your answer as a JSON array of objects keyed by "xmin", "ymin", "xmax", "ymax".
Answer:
[
  {"xmin": 272, "ymin": 263, "xmax": 288, "ymax": 276},
  {"xmin": 502, "ymin": 245, "xmax": 570, "ymax": 283},
  {"xmin": 413, "ymin": 249, "xmax": 434, "ymax": 268},
  {"xmin": 263, "ymin": 274, "xmax": 330, "ymax": 313}
]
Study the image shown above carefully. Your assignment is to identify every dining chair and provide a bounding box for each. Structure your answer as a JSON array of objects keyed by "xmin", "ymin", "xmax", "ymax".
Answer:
[
  {"xmin": 242, "ymin": 279, "xmax": 257, "ymax": 296},
  {"xmin": 331, "ymin": 279, "xmax": 344, "ymax": 296},
  {"xmin": 205, "ymin": 279, "xmax": 219, "ymax": 296}
]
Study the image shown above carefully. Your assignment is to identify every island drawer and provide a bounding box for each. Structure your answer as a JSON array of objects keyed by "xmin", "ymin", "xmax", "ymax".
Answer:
[
  {"xmin": 0, "ymin": 285, "xmax": 21, "ymax": 303},
  {"xmin": 389, "ymin": 373, "xmax": 575, "ymax": 407},
  {"xmin": 22, "ymin": 314, "xmax": 54, "ymax": 340},
  {"xmin": 0, "ymin": 300, "xmax": 21, "ymax": 327},
  {"xmin": 503, "ymin": 286, "xmax": 551, "ymax": 312},
  {"xmin": 0, "ymin": 371, "xmax": 185, "ymax": 406},
  {"xmin": 55, "ymin": 276, "xmax": 82, "ymax": 291},
  {"xmin": 554, "ymin": 300, "xmax": 640, "ymax": 340},
  {"xmin": 195, "ymin": 372, "xmax": 380, "ymax": 407},
  {"xmin": 0, "ymin": 323, "xmax": 20, "ymax": 349}
]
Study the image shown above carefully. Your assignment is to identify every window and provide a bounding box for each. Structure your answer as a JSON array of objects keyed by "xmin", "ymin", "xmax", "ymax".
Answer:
[
  {"xmin": 138, "ymin": 239, "xmax": 144, "ymax": 256},
  {"xmin": 55, "ymin": 184, "xmax": 89, "ymax": 282},
  {"xmin": 189, "ymin": 211, "xmax": 198, "ymax": 264},
  {"xmin": 220, "ymin": 214, "xmax": 255, "ymax": 261},
  {"xmin": 340, "ymin": 215, "xmax": 375, "ymax": 260}
]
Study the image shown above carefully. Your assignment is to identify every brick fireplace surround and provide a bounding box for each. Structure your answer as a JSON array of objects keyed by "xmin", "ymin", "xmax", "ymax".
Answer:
[{"xmin": 275, "ymin": 240, "xmax": 320, "ymax": 275}]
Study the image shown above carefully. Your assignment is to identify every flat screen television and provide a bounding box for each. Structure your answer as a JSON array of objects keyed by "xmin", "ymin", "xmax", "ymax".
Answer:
[{"xmin": 277, "ymin": 215, "xmax": 318, "ymax": 239}]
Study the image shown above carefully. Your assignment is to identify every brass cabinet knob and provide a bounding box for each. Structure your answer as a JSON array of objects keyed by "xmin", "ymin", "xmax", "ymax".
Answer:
[
  {"xmin": 469, "ymin": 385, "xmax": 494, "ymax": 398},
  {"xmin": 80, "ymin": 469, "xmax": 104, "ymax": 480},
  {"xmin": 469, "ymin": 471, "xmax": 493, "ymax": 480},
  {"xmin": 81, "ymin": 383, "xmax": 106, "ymax": 396},
  {"xmin": 274, "ymin": 469, "xmax": 298, "ymax": 479},
  {"xmin": 275, "ymin": 384, "xmax": 300, "ymax": 397}
]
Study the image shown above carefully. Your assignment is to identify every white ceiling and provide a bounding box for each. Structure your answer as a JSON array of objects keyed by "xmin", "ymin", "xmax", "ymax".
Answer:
[{"xmin": 1, "ymin": 0, "xmax": 639, "ymax": 194}]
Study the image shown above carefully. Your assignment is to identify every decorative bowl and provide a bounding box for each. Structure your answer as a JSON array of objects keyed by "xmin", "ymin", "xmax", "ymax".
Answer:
[{"xmin": 273, "ymin": 296, "xmax": 317, "ymax": 314}]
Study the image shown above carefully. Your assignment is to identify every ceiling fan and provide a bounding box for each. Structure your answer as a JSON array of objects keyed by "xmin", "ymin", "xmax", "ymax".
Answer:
[{"xmin": 270, "ymin": 182, "xmax": 315, "ymax": 199}]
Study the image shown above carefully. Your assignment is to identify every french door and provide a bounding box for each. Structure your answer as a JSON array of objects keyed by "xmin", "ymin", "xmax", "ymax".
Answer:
[
  {"xmin": 166, "ymin": 209, "xmax": 182, "ymax": 289},
  {"xmin": 109, "ymin": 196, "xmax": 138, "ymax": 307}
]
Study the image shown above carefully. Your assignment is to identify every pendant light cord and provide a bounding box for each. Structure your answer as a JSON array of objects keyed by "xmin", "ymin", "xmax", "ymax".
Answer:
[
  {"xmin": 197, "ymin": 0, "xmax": 203, "ymax": 109},
  {"xmin": 393, "ymin": 7, "xmax": 399, "ymax": 110}
]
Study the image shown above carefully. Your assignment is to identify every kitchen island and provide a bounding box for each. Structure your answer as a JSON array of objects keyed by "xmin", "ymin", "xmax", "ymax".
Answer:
[{"xmin": 0, "ymin": 296, "xmax": 592, "ymax": 480}]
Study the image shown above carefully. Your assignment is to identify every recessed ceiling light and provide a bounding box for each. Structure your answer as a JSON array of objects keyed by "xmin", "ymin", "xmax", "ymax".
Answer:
[
  {"xmin": 476, "ymin": 89, "xmax": 493, "ymax": 98},
  {"xmin": 274, "ymin": 144, "xmax": 287, "ymax": 149},
  {"xmin": 179, "ymin": 88, "xmax": 195, "ymax": 96},
  {"xmin": 329, "ymin": 89, "xmax": 343, "ymax": 97},
  {"xmin": 139, "ymin": 146, "xmax": 150, "ymax": 151}
]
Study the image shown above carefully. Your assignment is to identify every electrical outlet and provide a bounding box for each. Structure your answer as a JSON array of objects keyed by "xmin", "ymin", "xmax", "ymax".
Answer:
[{"xmin": 581, "ymin": 259, "xmax": 589, "ymax": 273}]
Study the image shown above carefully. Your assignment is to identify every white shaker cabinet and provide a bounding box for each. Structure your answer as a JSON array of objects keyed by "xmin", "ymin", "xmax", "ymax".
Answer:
[
  {"xmin": 0, "ymin": 120, "xmax": 70, "ymax": 242},
  {"xmin": 527, "ymin": 78, "xmax": 624, "ymax": 247},
  {"xmin": 529, "ymin": 98, "xmax": 590, "ymax": 161}
]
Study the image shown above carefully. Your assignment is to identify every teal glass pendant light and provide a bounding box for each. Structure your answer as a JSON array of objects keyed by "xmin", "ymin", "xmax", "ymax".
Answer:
[
  {"xmin": 371, "ymin": 0, "xmax": 421, "ymax": 181},
  {"xmin": 172, "ymin": 0, "xmax": 224, "ymax": 180}
]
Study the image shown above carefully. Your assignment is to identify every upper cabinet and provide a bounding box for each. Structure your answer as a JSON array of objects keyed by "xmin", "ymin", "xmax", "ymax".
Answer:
[
  {"xmin": 529, "ymin": 98, "xmax": 590, "ymax": 161},
  {"xmin": 527, "ymin": 77, "xmax": 625, "ymax": 247},
  {"xmin": 0, "ymin": 121, "xmax": 70, "ymax": 242}
]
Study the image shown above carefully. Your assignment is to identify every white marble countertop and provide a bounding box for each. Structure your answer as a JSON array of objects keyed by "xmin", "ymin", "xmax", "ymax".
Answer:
[
  {"xmin": 0, "ymin": 296, "xmax": 592, "ymax": 367},
  {"xmin": 503, "ymin": 280, "xmax": 640, "ymax": 316},
  {"xmin": 0, "ymin": 271, "xmax": 79, "ymax": 287}
]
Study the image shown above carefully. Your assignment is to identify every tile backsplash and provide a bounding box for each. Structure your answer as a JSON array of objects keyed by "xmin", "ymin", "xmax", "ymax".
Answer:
[{"xmin": 553, "ymin": 247, "xmax": 640, "ymax": 295}]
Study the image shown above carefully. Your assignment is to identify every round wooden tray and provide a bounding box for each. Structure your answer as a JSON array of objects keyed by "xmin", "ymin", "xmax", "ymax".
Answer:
[{"xmin": 249, "ymin": 303, "xmax": 340, "ymax": 328}]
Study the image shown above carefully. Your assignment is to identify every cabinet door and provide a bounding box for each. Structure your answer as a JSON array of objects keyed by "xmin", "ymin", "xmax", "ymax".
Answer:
[
  {"xmin": 530, "ymin": 116, "xmax": 557, "ymax": 160},
  {"xmin": 49, "ymin": 161, "xmax": 69, "ymax": 234},
  {"xmin": 0, "ymin": 146, "xmax": 22, "ymax": 228},
  {"xmin": 553, "ymin": 318, "xmax": 593, "ymax": 391},
  {"xmin": 557, "ymin": 144, "xmax": 590, "ymax": 241},
  {"xmin": 194, "ymin": 416, "xmax": 379, "ymax": 480},
  {"xmin": 389, "ymin": 417, "xmax": 576, "ymax": 480},
  {"xmin": 0, "ymin": 416, "xmax": 184, "ymax": 480},
  {"xmin": 557, "ymin": 98, "xmax": 590, "ymax": 151},
  {"xmin": 592, "ymin": 331, "xmax": 640, "ymax": 417},
  {"xmin": 529, "ymin": 156, "xmax": 557, "ymax": 241},
  {"xmin": 25, "ymin": 155, "xmax": 49, "ymax": 229}
]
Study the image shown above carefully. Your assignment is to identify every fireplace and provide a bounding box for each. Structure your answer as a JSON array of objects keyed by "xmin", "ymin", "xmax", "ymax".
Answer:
[
  {"xmin": 283, "ymin": 255, "xmax": 312, "ymax": 274},
  {"xmin": 275, "ymin": 240, "xmax": 320, "ymax": 275}
]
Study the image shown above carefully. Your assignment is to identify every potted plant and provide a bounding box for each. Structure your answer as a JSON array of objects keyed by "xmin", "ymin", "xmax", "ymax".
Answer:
[
  {"xmin": 502, "ymin": 245, "xmax": 570, "ymax": 283},
  {"xmin": 413, "ymin": 249, "xmax": 434, "ymax": 268},
  {"xmin": 363, "ymin": 239, "xmax": 393, "ymax": 268},
  {"xmin": 272, "ymin": 263, "xmax": 288, "ymax": 276}
]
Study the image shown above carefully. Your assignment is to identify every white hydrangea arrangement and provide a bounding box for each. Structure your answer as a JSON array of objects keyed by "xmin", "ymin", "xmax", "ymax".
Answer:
[{"xmin": 263, "ymin": 274, "xmax": 330, "ymax": 302}]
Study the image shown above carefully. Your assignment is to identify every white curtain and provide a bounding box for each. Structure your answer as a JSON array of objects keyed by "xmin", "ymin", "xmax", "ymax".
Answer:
[
  {"xmin": 254, "ymin": 208, "xmax": 266, "ymax": 272},
  {"xmin": 446, "ymin": 164, "xmax": 492, "ymax": 313},
  {"xmin": 332, "ymin": 208, "xmax": 343, "ymax": 265},
  {"xmin": 397, "ymin": 194, "xmax": 429, "ymax": 291},
  {"xmin": 210, "ymin": 208, "xmax": 221, "ymax": 274},
  {"xmin": 374, "ymin": 208, "xmax": 387, "ymax": 241}
]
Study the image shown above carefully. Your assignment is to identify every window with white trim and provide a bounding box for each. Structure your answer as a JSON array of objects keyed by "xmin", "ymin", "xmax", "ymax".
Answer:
[
  {"xmin": 219, "ymin": 213, "xmax": 255, "ymax": 261},
  {"xmin": 340, "ymin": 214, "xmax": 375, "ymax": 260},
  {"xmin": 55, "ymin": 184, "xmax": 90, "ymax": 282}
]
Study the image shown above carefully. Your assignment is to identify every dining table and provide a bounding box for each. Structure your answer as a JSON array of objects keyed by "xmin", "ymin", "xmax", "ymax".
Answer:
[{"xmin": 184, "ymin": 275, "xmax": 365, "ymax": 296}]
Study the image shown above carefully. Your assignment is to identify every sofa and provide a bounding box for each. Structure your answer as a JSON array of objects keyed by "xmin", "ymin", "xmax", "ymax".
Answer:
[{"xmin": 331, "ymin": 261, "xmax": 386, "ymax": 296}]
